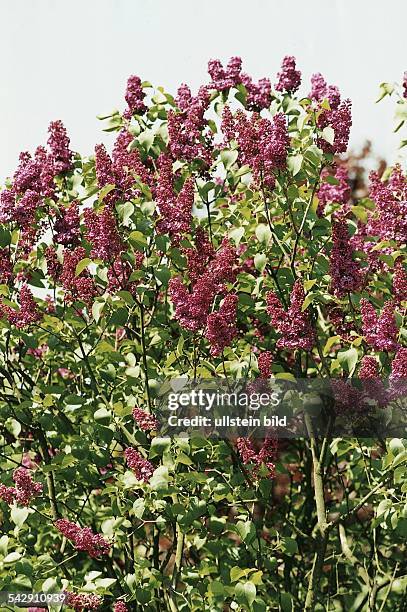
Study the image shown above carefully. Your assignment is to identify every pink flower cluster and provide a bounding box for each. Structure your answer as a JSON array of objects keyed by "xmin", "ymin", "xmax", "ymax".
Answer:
[
  {"xmin": 169, "ymin": 85, "xmax": 212, "ymax": 165},
  {"xmin": 184, "ymin": 228, "xmax": 215, "ymax": 285},
  {"xmin": 223, "ymin": 109, "xmax": 289, "ymax": 190},
  {"xmin": 54, "ymin": 201, "xmax": 80, "ymax": 246},
  {"xmin": 0, "ymin": 285, "xmax": 42, "ymax": 329},
  {"xmin": 112, "ymin": 129, "xmax": 153, "ymax": 195},
  {"xmin": 156, "ymin": 154, "xmax": 194, "ymax": 242},
  {"xmin": 124, "ymin": 447, "xmax": 154, "ymax": 482},
  {"xmin": 124, "ymin": 74, "xmax": 147, "ymax": 118},
  {"xmin": 107, "ymin": 252, "xmax": 143, "ymax": 294},
  {"xmin": 208, "ymin": 56, "xmax": 243, "ymax": 91},
  {"xmin": 207, "ymin": 56, "xmax": 273, "ymax": 110},
  {"xmin": 329, "ymin": 219, "xmax": 363, "ymax": 297},
  {"xmin": 113, "ymin": 601, "xmax": 128, "ymax": 612},
  {"xmin": 84, "ymin": 207, "xmax": 123, "ymax": 261},
  {"xmin": 309, "ymin": 73, "xmax": 341, "ymax": 110},
  {"xmin": 205, "ymin": 293, "xmax": 238, "ymax": 356},
  {"xmin": 393, "ymin": 259, "xmax": 407, "ymax": 303},
  {"xmin": 389, "ymin": 347, "xmax": 407, "ymax": 400},
  {"xmin": 60, "ymin": 246, "xmax": 97, "ymax": 304},
  {"xmin": 55, "ymin": 519, "xmax": 111, "ymax": 558},
  {"xmin": 236, "ymin": 436, "xmax": 278, "ymax": 479},
  {"xmin": 266, "ymin": 280, "xmax": 315, "ymax": 350},
  {"xmin": 359, "ymin": 356, "xmax": 388, "ymax": 406},
  {"xmin": 47, "ymin": 120, "xmax": 73, "ymax": 174},
  {"xmin": 169, "ymin": 238, "xmax": 237, "ymax": 332},
  {"xmin": 275, "ymin": 56, "xmax": 301, "ymax": 93},
  {"xmin": 241, "ymin": 74, "xmax": 272, "ymax": 111},
  {"xmin": 94, "ymin": 130, "xmax": 152, "ymax": 203},
  {"xmin": 317, "ymin": 99, "xmax": 352, "ymax": 154},
  {"xmin": 361, "ymin": 299, "xmax": 399, "ymax": 352},
  {"xmin": 359, "ymin": 355, "xmax": 379, "ymax": 378},
  {"xmin": 258, "ymin": 351, "xmax": 273, "ymax": 378},
  {"xmin": 132, "ymin": 407, "xmax": 159, "ymax": 431},
  {"xmin": 45, "ymin": 246, "xmax": 62, "ymax": 281},
  {"xmin": 64, "ymin": 591, "xmax": 102, "ymax": 611},
  {"xmin": 0, "ymin": 467, "xmax": 42, "ymax": 506},
  {"xmin": 0, "ymin": 248, "xmax": 13, "ymax": 284},
  {"xmin": 391, "ymin": 347, "xmax": 407, "ymax": 378},
  {"xmin": 0, "ymin": 121, "xmax": 72, "ymax": 254},
  {"xmin": 368, "ymin": 166, "xmax": 407, "ymax": 244},
  {"xmin": 316, "ymin": 166, "xmax": 350, "ymax": 216}
]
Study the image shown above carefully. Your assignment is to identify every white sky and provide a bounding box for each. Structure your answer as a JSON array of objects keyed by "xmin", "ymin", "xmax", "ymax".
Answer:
[{"xmin": 1, "ymin": 0, "xmax": 406, "ymax": 183}]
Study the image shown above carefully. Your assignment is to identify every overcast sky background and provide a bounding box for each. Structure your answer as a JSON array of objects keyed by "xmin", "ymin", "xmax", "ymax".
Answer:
[{"xmin": 1, "ymin": 0, "xmax": 406, "ymax": 182}]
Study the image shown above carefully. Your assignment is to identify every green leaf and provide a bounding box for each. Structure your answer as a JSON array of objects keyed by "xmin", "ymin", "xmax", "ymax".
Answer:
[
  {"xmin": 337, "ymin": 347, "xmax": 358, "ymax": 375},
  {"xmin": 301, "ymin": 291, "xmax": 318, "ymax": 311},
  {"xmin": 92, "ymin": 300, "xmax": 105, "ymax": 323},
  {"xmin": 351, "ymin": 205, "xmax": 368, "ymax": 223},
  {"xmin": 138, "ymin": 129, "xmax": 155, "ymax": 151},
  {"xmin": 132, "ymin": 498, "xmax": 145, "ymax": 519},
  {"xmin": 149, "ymin": 466, "xmax": 170, "ymax": 491},
  {"xmin": 321, "ymin": 126, "xmax": 335, "ymax": 145},
  {"xmin": 229, "ymin": 226, "xmax": 245, "ymax": 246},
  {"xmin": 235, "ymin": 581, "xmax": 256, "ymax": 607},
  {"xmin": 11, "ymin": 506, "xmax": 30, "ymax": 527},
  {"xmin": 99, "ymin": 183, "xmax": 115, "ymax": 202},
  {"xmin": 376, "ymin": 82, "xmax": 394, "ymax": 103},
  {"xmin": 150, "ymin": 437, "xmax": 171, "ymax": 458},
  {"xmin": 230, "ymin": 567, "xmax": 250, "ymax": 582},
  {"xmin": 282, "ymin": 536, "xmax": 298, "ymax": 555},
  {"xmin": 324, "ymin": 175, "xmax": 340, "ymax": 185},
  {"xmin": 324, "ymin": 335, "xmax": 340, "ymax": 355},
  {"xmin": 255, "ymin": 224, "xmax": 272, "ymax": 245},
  {"xmin": 75, "ymin": 258, "xmax": 91, "ymax": 277},
  {"xmin": 129, "ymin": 230, "xmax": 147, "ymax": 250},
  {"xmin": 118, "ymin": 202, "xmax": 135, "ymax": 224},
  {"xmin": 287, "ymin": 154, "xmax": 303, "ymax": 177},
  {"xmin": 254, "ymin": 253, "xmax": 267, "ymax": 272},
  {"xmin": 376, "ymin": 498, "xmax": 391, "ymax": 518},
  {"xmin": 0, "ymin": 227, "xmax": 11, "ymax": 247},
  {"xmin": 3, "ymin": 551, "xmax": 22, "ymax": 563},
  {"xmin": 220, "ymin": 149, "xmax": 238, "ymax": 170}
]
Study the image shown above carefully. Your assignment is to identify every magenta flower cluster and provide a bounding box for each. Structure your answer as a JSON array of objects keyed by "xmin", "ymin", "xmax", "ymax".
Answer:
[
  {"xmin": 361, "ymin": 299, "xmax": 399, "ymax": 352},
  {"xmin": 205, "ymin": 293, "xmax": 238, "ymax": 356},
  {"xmin": 55, "ymin": 518, "xmax": 111, "ymax": 558},
  {"xmin": 132, "ymin": 406, "xmax": 159, "ymax": 431},
  {"xmin": 368, "ymin": 166, "xmax": 407, "ymax": 244},
  {"xmin": 169, "ymin": 84, "xmax": 212, "ymax": 165},
  {"xmin": 84, "ymin": 207, "xmax": 123, "ymax": 262},
  {"xmin": 275, "ymin": 56, "xmax": 301, "ymax": 93},
  {"xmin": 223, "ymin": 109, "xmax": 289, "ymax": 190},
  {"xmin": 317, "ymin": 166, "xmax": 350, "ymax": 216},
  {"xmin": 169, "ymin": 238, "xmax": 238, "ymax": 352},
  {"xmin": 236, "ymin": 436, "xmax": 278, "ymax": 479},
  {"xmin": 156, "ymin": 154, "xmax": 194, "ymax": 242},
  {"xmin": 0, "ymin": 285, "xmax": 42, "ymax": 329},
  {"xmin": 329, "ymin": 219, "xmax": 363, "ymax": 297},
  {"xmin": 64, "ymin": 591, "xmax": 102, "ymax": 611},
  {"xmin": 124, "ymin": 75, "xmax": 147, "ymax": 118},
  {"xmin": 0, "ymin": 120, "xmax": 72, "ymax": 255},
  {"xmin": 59, "ymin": 246, "xmax": 97, "ymax": 304},
  {"xmin": 266, "ymin": 281, "xmax": 315, "ymax": 350},
  {"xmin": 258, "ymin": 351, "xmax": 273, "ymax": 378},
  {"xmin": 124, "ymin": 447, "xmax": 154, "ymax": 482},
  {"xmin": 309, "ymin": 73, "xmax": 341, "ymax": 110},
  {"xmin": 0, "ymin": 467, "xmax": 42, "ymax": 506}
]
